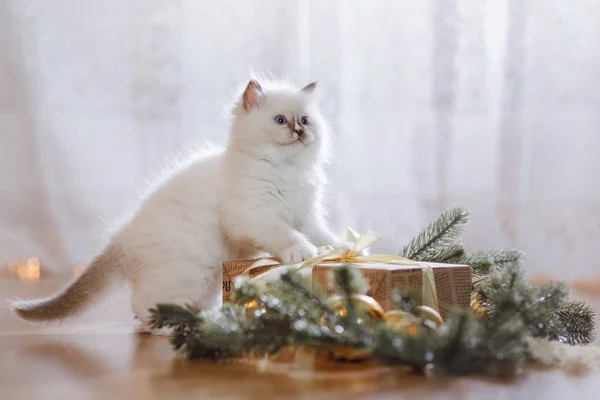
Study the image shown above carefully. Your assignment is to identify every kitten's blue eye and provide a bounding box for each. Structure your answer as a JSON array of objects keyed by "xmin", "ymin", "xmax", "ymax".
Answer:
[
  {"xmin": 274, "ymin": 115, "xmax": 287, "ymax": 125},
  {"xmin": 301, "ymin": 116, "xmax": 309, "ymax": 125}
]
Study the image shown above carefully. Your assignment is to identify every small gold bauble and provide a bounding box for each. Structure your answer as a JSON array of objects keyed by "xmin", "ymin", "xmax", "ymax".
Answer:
[
  {"xmin": 324, "ymin": 294, "xmax": 384, "ymax": 362},
  {"xmin": 327, "ymin": 345, "xmax": 373, "ymax": 362},
  {"xmin": 384, "ymin": 310, "xmax": 420, "ymax": 335},
  {"xmin": 470, "ymin": 292, "xmax": 489, "ymax": 319},
  {"xmin": 327, "ymin": 294, "xmax": 386, "ymax": 324},
  {"xmin": 413, "ymin": 305, "xmax": 444, "ymax": 328},
  {"xmin": 239, "ymin": 298, "xmax": 266, "ymax": 318},
  {"xmin": 384, "ymin": 309, "xmax": 413, "ymax": 324}
]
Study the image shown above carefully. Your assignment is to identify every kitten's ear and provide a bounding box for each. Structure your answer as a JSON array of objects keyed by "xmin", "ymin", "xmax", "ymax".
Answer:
[
  {"xmin": 242, "ymin": 80, "xmax": 264, "ymax": 111},
  {"xmin": 301, "ymin": 81, "xmax": 317, "ymax": 93}
]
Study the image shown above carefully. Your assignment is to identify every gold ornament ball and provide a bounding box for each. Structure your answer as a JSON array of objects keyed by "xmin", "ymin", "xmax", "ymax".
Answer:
[
  {"xmin": 384, "ymin": 309, "xmax": 420, "ymax": 335},
  {"xmin": 237, "ymin": 298, "xmax": 266, "ymax": 319},
  {"xmin": 327, "ymin": 345, "xmax": 373, "ymax": 362},
  {"xmin": 325, "ymin": 294, "xmax": 385, "ymax": 362},
  {"xmin": 470, "ymin": 292, "xmax": 489, "ymax": 319},
  {"xmin": 413, "ymin": 305, "xmax": 444, "ymax": 328},
  {"xmin": 327, "ymin": 294, "xmax": 386, "ymax": 324}
]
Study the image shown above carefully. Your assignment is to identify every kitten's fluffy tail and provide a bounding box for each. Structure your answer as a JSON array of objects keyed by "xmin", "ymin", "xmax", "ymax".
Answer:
[{"xmin": 9, "ymin": 244, "xmax": 123, "ymax": 322}]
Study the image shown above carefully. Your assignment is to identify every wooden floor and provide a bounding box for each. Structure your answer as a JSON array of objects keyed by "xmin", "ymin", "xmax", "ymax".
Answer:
[{"xmin": 1, "ymin": 274, "xmax": 600, "ymax": 400}]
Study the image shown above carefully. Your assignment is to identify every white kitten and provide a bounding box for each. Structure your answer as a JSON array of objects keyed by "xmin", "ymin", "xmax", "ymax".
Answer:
[{"xmin": 9, "ymin": 78, "xmax": 348, "ymax": 332}]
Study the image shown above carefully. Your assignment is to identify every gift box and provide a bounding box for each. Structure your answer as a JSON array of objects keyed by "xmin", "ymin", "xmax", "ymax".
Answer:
[
  {"xmin": 311, "ymin": 262, "xmax": 472, "ymax": 318},
  {"xmin": 222, "ymin": 258, "xmax": 472, "ymax": 317},
  {"xmin": 222, "ymin": 259, "xmax": 274, "ymax": 303},
  {"xmin": 222, "ymin": 228, "xmax": 472, "ymax": 315}
]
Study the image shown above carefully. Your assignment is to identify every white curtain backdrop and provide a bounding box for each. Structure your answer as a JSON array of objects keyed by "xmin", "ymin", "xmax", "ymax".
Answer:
[{"xmin": 1, "ymin": 0, "xmax": 599, "ymax": 280}]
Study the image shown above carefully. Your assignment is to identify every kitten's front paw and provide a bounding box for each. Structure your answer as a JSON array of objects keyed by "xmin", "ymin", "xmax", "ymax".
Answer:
[{"xmin": 279, "ymin": 242, "xmax": 317, "ymax": 264}]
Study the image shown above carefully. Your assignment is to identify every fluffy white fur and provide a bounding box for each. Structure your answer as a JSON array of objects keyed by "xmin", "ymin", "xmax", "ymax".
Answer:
[{"xmin": 9, "ymin": 78, "xmax": 348, "ymax": 333}]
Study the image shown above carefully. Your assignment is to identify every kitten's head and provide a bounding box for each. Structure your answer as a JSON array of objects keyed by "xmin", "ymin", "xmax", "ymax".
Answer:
[{"xmin": 228, "ymin": 79, "xmax": 331, "ymax": 164}]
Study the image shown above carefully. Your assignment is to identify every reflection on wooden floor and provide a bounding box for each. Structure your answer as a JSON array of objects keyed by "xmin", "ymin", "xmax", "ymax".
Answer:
[{"xmin": 1, "ymin": 273, "xmax": 600, "ymax": 400}]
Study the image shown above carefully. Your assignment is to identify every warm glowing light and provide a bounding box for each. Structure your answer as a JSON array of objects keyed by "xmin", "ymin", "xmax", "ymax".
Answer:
[
  {"xmin": 15, "ymin": 257, "xmax": 41, "ymax": 280},
  {"xmin": 7, "ymin": 261, "xmax": 18, "ymax": 274}
]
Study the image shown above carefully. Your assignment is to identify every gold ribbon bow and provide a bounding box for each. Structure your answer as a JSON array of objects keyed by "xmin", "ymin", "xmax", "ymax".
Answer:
[{"xmin": 242, "ymin": 228, "xmax": 439, "ymax": 312}]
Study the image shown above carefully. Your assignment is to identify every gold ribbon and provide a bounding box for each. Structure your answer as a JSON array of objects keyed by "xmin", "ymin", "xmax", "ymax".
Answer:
[{"xmin": 241, "ymin": 228, "xmax": 439, "ymax": 312}]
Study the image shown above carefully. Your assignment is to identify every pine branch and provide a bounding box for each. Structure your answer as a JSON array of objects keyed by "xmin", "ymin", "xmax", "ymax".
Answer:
[
  {"xmin": 474, "ymin": 265, "xmax": 590, "ymax": 345},
  {"xmin": 149, "ymin": 205, "xmax": 597, "ymax": 378},
  {"xmin": 151, "ymin": 260, "xmax": 597, "ymax": 377},
  {"xmin": 528, "ymin": 281, "xmax": 569, "ymax": 340},
  {"xmin": 434, "ymin": 312, "xmax": 471, "ymax": 374},
  {"xmin": 373, "ymin": 318, "xmax": 438, "ymax": 369},
  {"xmin": 334, "ymin": 264, "xmax": 370, "ymax": 295},
  {"xmin": 335, "ymin": 265, "xmax": 356, "ymax": 300},
  {"xmin": 186, "ymin": 304, "xmax": 248, "ymax": 359},
  {"xmin": 150, "ymin": 303, "xmax": 199, "ymax": 328},
  {"xmin": 557, "ymin": 300, "xmax": 596, "ymax": 345},
  {"xmin": 149, "ymin": 303, "xmax": 203, "ymax": 353},
  {"xmin": 392, "ymin": 290, "xmax": 420, "ymax": 314},
  {"xmin": 400, "ymin": 207, "xmax": 470, "ymax": 260},
  {"xmin": 420, "ymin": 243, "xmax": 466, "ymax": 264},
  {"xmin": 536, "ymin": 281, "xmax": 569, "ymax": 310},
  {"xmin": 333, "ymin": 266, "xmax": 365, "ymax": 334},
  {"xmin": 458, "ymin": 249, "xmax": 524, "ymax": 276},
  {"xmin": 278, "ymin": 271, "xmax": 333, "ymax": 317}
]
